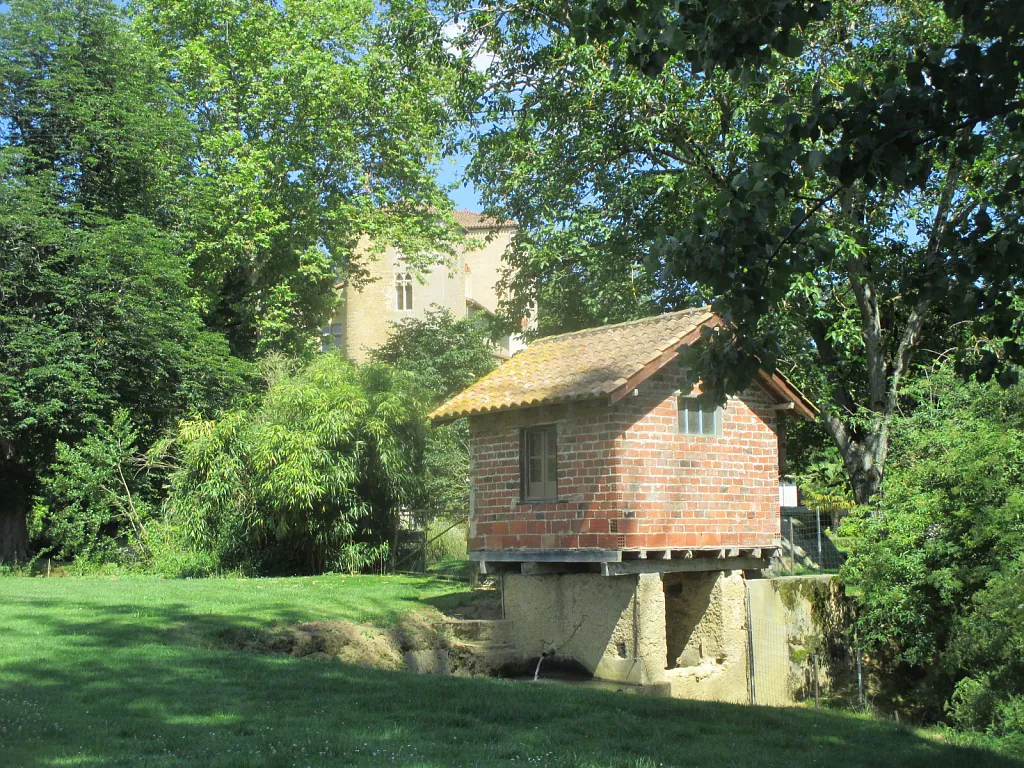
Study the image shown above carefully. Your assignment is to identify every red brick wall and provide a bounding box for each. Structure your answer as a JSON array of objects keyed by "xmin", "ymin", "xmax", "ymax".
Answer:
[
  {"xmin": 467, "ymin": 367, "xmax": 782, "ymax": 554},
  {"xmin": 614, "ymin": 371, "xmax": 780, "ymax": 550}
]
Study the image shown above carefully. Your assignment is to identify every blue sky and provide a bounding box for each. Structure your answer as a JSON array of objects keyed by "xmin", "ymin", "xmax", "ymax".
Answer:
[{"xmin": 437, "ymin": 151, "xmax": 482, "ymax": 211}]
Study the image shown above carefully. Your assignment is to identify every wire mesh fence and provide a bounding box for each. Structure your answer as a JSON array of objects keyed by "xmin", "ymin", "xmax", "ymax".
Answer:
[
  {"xmin": 748, "ymin": 614, "xmax": 865, "ymax": 708},
  {"xmin": 770, "ymin": 506, "xmax": 847, "ymax": 575}
]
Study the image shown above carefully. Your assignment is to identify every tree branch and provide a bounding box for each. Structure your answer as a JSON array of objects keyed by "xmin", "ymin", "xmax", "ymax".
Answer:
[{"xmin": 886, "ymin": 158, "xmax": 962, "ymax": 416}]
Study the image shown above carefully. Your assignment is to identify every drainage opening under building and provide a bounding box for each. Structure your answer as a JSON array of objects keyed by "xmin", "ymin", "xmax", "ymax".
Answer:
[{"xmin": 664, "ymin": 571, "xmax": 719, "ymax": 670}]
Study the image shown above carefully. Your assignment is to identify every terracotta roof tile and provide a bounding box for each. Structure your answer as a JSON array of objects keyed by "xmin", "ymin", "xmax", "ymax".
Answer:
[
  {"xmin": 453, "ymin": 210, "xmax": 516, "ymax": 230},
  {"xmin": 429, "ymin": 307, "xmax": 718, "ymax": 422}
]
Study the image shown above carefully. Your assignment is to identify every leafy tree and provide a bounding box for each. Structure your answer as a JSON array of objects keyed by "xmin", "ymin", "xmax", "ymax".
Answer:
[
  {"xmin": 839, "ymin": 367, "xmax": 1024, "ymax": 730},
  {"xmin": 33, "ymin": 411, "xmax": 156, "ymax": 564},
  {"xmin": 371, "ymin": 308, "xmax": 497, "ymax": 401},
  {"xmin": 371, "ymin": 308, "xmax": 496, "ymax": 521},
  {"xmin": 460, "ymin": 0, "xmax": 1024, "ymax": 501},
  {"xmin": 138, "ymin": 0, "xmax": 478, "ymax": 357},
  {"xmin": 162, "ymin": 355, "xmax": 429, "ymax": 574},
  {"xmin": 0, "ymin": 0, "xmax": 251, "ymax": 561}
]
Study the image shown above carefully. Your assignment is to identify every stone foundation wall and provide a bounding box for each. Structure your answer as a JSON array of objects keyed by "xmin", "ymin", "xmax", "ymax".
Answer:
[
  {"xmin": 501, "ymin": 571, "xmax": 843, "ymax": 706},
  {"xmin": 501, "ymin": 569, "xmax": 750, "ymax": 702},
  {"xmin": 663, "ymin": 570, "xmax": 750, "ymax": 703},
  {"xmin": 746, "ymin": 576, "xmax": 846, "ymax": 706},
  {"xmin": 501, "ymin": 571, "xmax": 667, "ymax": 685}
]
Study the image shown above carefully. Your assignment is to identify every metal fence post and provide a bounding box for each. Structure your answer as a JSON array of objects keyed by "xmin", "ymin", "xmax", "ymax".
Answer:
[
  {"xmin": 813, "ymin": 654, "xmax": 820, "ymax": 709},
  {"xmin": 856, "ymin": 647, "xmax": 865, "ymax": 709},
  {"xmin": 816, "ymin": 508, "xmax": 823, "ymax": 569},
  {"xmin": 789, "ymin": 517, "xmax": 796, "ymax": 576}
]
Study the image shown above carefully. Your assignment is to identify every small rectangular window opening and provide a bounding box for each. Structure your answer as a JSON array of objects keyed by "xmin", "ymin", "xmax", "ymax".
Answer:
[
  {"xmin": 521, "ymin": 425, "xmax": 558, "ymax": 501},
  {"xmin": 320, "ymin": 323, "xmax": 344, "ymax": 353},
  {"xmin": 678, "ymin": 396, "xmax": 724, "ymax": 436}
]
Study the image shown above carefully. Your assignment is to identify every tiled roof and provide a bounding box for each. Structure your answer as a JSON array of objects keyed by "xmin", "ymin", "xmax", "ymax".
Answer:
[
  {"xmin": 429, "ymin": 307, "xmax": 719, "ymax": 422},
  {"xmin": 453, "ymin": 210, "xmax": 516, "ymax": 230}
]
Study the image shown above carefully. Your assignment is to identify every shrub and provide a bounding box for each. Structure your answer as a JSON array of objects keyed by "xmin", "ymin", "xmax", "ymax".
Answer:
[
  {"xmin": 371, "ymin": 308, "xmax": 497, "ymax": 524},
  {"xmin": 425, "ymin": 520, "xmax": 467, "ymax": 564},
  {"xmin": 144, "ymin": 520, "xmax": 223, "ymax": 578},
  {"xmin": 162, "ymin": 355, "xmax": 428, "ymax": 574},
  {"xmin": 840, "ymin": 367, "xmax": 1024, "ymax": 735},
  {"xmin": 33, "ymin": 410, "xmax": 156, "ymax": 564}
]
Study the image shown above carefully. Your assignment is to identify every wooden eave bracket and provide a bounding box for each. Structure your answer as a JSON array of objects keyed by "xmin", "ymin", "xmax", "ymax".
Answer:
[{"xmin": 754, "ymin": 369, "xmax": 818, "ymax": 421}]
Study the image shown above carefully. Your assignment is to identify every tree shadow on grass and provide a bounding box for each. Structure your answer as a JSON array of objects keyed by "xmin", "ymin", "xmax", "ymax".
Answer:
[{"xmin": 0, "ymin": 598, "xmax": 1019, "ymax": 768}]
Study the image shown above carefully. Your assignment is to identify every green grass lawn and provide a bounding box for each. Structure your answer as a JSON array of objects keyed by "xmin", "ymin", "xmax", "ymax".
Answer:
[{"xmin": 0, "ymin": 575, "xmax": 1018, "ymax": 767}]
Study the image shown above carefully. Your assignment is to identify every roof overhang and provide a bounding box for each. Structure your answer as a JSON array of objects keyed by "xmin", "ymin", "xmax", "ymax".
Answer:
[
  {"xmin": 465, "ymin": 297, "xmax": 492, "ymax": 315},
  {"xmin": 754, "ymin": 369, "xmax": 818, "ymax": 421},
  {"xmin": 607, "ymin": 322, "xmax": 712, "ymax": 405},
  {"xmin": 604, "ymin": 318, "xmax": 817, "ymax": 421}
]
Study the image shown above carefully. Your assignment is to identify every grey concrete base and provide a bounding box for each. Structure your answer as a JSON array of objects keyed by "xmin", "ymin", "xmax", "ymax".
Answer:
[
  {"xmin": 499, "ymin": 569, "xmax": 843, "ymax": 706},
  {"xmin": 501, "ymin": 568, "xmax": 757, "ymax": 701},
  {"xmin": 502, "ymin": 571, "xmax": 668, "ymax": 686}
]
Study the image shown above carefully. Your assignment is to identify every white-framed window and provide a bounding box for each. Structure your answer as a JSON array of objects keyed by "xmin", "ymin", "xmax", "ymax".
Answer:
[
  {"xmin": 395, "ymin": 272, "xmax": 413, "ymax": 311},
  {"xmin": 679, "ymin": 396, "xmax": 724, "ymax": 436},
  {"xmin": 521, "ymin": 425, "xmax": 558, "ymax": 501},
  {"xmin": 320, "ymin": 323, "xmax": 344, "ymax": 353}
]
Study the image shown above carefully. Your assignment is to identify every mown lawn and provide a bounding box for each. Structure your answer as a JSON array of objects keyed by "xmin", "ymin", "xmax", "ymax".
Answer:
[{"xmin": 0, "ymin": 575, "xmax": 1018, "ymax": 768}]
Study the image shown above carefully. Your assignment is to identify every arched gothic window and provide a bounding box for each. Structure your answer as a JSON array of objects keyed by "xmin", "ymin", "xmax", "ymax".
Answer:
[{"xmin": 395, "ymin": 272, "xmax": 413, "ymax": 311}]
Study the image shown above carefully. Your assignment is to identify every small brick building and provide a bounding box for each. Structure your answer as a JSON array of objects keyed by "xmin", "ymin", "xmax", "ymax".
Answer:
[
  {"xmin": 430, "ymin": 308, "xmax": 817, "ymax": 698},
  {"xmin": 430, "ymin": 307, "xmax": 815, "ymax": 575}
]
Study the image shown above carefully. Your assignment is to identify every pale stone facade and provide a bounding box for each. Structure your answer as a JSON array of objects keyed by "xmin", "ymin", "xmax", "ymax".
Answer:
[{"xmin": 320, "ymin": 213, "xmax": 528, "ymax": 362}]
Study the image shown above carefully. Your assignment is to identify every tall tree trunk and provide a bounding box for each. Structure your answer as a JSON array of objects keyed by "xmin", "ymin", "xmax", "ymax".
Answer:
[
  {"xmin": 0, "ymin": 468, "xmax": 30, "ymax": 563},
  {"xmin": 841, "ymin": 435, "xmax": 887, "ymax": 505},
  {"xmin": 821, "ymin": 412, "xmax": 888, "ymax": 505}
]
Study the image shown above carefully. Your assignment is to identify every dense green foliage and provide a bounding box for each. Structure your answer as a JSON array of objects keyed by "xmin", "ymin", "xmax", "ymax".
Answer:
[
  {"xmin": 0, "ymin": 0, "xmax": 252, "ymax": 559},
  {"xmin": 162, "ymin": 355, "xmax": 429, "ymax": 574},
  {"xmin": 840, "ymin": 369, "xmax": 1024, "ymax": 741},
  {"xmin": 138, "ymin": 0, "xmax": 474, "ymax": 357},
  {"xmin": 1, "ymin": 574, "xmax": 1018, "ymax": 767},
  {"xmin": 460, "ymin": 0, "xmax": 1023, "ymax": 502},
  {"xmin": 371, "ymin": 309, "xmax": 496, "ymax": 523},
  {"xmin": 0, "ymin": 0, "xmax": 475, "ymax": 564},
  {"xmin": 554, "ymin": 0, "xmax": 1024, "ymax": 383},
  {"xmin": 32, "ymin": 411, "xmax": 157, "ymax": 564},
  {"xmin": 372, "ymin": 308, "xmax": 498, "ymax": 402}
]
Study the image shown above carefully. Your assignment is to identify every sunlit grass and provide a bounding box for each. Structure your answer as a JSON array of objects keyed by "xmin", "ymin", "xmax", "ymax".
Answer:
[{"xmin": 0, "ymin": 575, "xmax": 1018, "ymax": 767}]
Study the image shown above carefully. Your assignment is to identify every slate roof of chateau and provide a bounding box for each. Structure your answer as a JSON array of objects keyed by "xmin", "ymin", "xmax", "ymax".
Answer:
[{"xmin": 429, "ymin": 307, "xmax": 817, "ymax": 423}]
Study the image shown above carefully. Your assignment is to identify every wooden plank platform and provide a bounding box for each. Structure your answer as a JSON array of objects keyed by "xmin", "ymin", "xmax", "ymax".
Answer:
[
  {"xmin": 471, "ymin": 546, "xmax": 778, "ymax": 576},
  {"xmin": 469, "ymin": 549, "xmax": 623, "ymax": 563},
  {"xmin": 601, "ymin": 556, "xmax": 770, "ymax": 577}
]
